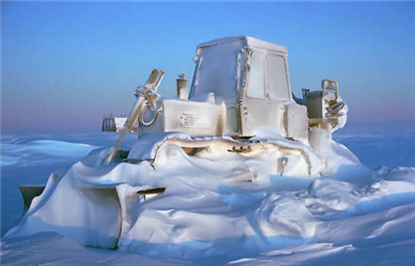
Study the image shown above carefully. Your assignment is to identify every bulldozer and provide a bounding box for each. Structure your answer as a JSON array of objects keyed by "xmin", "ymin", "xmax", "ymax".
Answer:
[
  {"xmin": 20, "ymin": 36, "xmax": 352, "ymax": 211},
  {"xmin": 13, "ymin": 37, "xmax": 357, "ymax": 249},
  {"xmin": 104, "ymin": 36, "xmax": 349, "ymax": 177}
]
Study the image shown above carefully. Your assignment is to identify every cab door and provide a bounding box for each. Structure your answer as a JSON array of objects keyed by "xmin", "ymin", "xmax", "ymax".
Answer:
[
  {"xmin": 265, "ymin": 52, "xmax": 293, "ymax": 134},
  {"xmin": 240, "ymin": 50, "xmax": 290, "ymax": 137}
]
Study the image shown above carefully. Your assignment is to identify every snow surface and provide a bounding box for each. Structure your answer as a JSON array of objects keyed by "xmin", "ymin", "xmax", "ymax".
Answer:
[{"xmin": 1, "ymin": 124, "xmax": 415, "ymax": 265}]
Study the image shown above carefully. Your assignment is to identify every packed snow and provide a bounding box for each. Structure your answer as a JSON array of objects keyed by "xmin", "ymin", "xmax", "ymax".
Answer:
[{"xmin": 1, "ymin": 124, "xmax": 415, "ymax": 265}]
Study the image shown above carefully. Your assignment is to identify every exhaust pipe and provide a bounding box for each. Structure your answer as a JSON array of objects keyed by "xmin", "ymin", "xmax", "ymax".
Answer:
[{"xmin": 176, "ymin": 73, "xmax": 188, "ymax": 100}]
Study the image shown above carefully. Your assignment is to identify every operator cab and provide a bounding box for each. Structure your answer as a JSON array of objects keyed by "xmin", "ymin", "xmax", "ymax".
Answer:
[{"xmin": 189, "ymin": 36, "xmax": 307, "ymax": 140}]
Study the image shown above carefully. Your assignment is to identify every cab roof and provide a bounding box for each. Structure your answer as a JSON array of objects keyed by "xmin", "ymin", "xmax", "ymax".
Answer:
[{"xmin": 197, "ymin": 36, "xmax": 288, "ymax": 54}]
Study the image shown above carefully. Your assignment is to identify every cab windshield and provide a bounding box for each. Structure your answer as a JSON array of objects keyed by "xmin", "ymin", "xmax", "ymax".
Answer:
[{"xmin": 189, "ymin": 44, "xmax": 240, "ymax": 101}]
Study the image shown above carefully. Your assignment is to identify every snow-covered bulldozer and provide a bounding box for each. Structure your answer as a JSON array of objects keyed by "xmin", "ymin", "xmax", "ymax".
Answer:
[
  {"xmin": 12, "ymin": 36, "xmax": 359, "ymax": 250},
  {"xmin": 105, "ymin": 36, "xmax": 352, "ymax": 177}
]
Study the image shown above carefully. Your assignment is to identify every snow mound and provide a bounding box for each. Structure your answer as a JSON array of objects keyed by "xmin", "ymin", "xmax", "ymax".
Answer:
[
  {"xmin": 2, "ymin": 129, "xmax": 415, "ymax": 265},
  {"xmin": 5, "ymin": 144, "xmax": 415, "ymax": 263},
  {"xmin": 298, "ymin": 167, "xmax": 415, "ymax": 218}
]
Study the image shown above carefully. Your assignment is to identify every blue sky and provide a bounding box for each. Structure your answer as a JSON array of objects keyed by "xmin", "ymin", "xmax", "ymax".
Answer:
[{"xmin": 1, "ymin": 1, "xmax": 414, "ymax": 133}]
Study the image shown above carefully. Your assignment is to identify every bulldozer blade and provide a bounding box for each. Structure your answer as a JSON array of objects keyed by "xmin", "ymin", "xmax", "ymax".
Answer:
[
  {"xmin": 17, "ymin": 182, "xmax": 166, "ymax": 250},
  {"xmin": 19, "ymin": 186, "xmax": 45, "ymax": 214}
]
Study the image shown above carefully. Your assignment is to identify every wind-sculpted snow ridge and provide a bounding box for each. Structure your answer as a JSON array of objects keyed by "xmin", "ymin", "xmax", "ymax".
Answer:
[
  {"xmin": 1, "ymin": 139, "xmax": 97, "ymax": 167},
  {"xmin": 4, "ymin": 135, "xmax": 415, "ymax": 265}
]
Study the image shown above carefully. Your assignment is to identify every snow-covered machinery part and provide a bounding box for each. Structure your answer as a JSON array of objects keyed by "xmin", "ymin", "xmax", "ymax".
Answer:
[
  {"xmin": 17, "ymin": 173, "xmax": 166, "ymax": 250},
  {"xmin": 176, "ymin": 73, "xmax": 189, "ymax": 100},
  {"xmin": 103, "ymin": 69, "xmax": 165, "ymax": 164},
  {"xmin": 303, "ymin": 79, "xmax": 344, "ymax": 127}
]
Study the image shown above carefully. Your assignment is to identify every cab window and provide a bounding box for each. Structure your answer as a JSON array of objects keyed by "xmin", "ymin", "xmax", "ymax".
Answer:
[
  {"xmin": 246, "ymin": 52, "xmax": 265, "ymax": 99},
  {"xmin": 267, "ymin": 54, "xmax": 289, "ymax": 100}
]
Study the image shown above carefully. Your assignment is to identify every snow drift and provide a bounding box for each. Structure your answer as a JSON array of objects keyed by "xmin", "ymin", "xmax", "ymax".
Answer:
[{"xmin": 4, "ymin": 133, "xmax": 415, "ymax": 264}]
